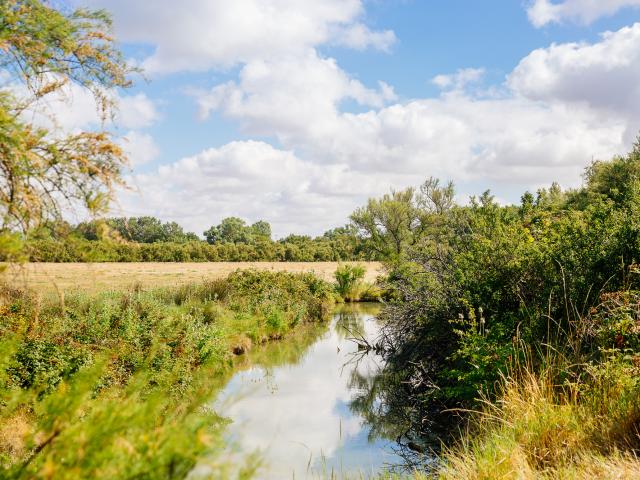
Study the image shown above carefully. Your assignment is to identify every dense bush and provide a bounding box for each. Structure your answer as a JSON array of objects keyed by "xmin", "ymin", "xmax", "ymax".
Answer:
[
  {"xmin": 334, "ymin": 263, "xmax": 366, "ymax": 301},
  {"xmin": 353, "ymin": 143, "xmax": 640, "ymax": 457}
]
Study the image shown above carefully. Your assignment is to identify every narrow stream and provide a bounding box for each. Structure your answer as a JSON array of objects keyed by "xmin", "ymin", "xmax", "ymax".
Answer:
[{"xmin": 213, "ymin": 303, "xmax": 403, "ymax": 479}]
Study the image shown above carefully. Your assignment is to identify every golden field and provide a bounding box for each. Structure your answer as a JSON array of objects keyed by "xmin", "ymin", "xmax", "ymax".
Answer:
[{"xmin": 2, "ymin": 262, "xmax": 384, "ymax": 293}]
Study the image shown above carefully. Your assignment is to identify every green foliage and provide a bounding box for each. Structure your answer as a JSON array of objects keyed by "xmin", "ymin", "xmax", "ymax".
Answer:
[
  {"xmin": 350, "ymin": 178, "xmax": 455, "ymax": 260},
  {"xmin": 26, "ymin": 230, "xmax": 370, "ymax": 262},
  {"xmin": 76, "ymin": 217, "xmax": 199, "ymax": 244},
  {"xmin": 203, "ymin": 217, "xmax": 272, "ymax": 245},
  {"xmin": 0, "ymin": 270, "xmax": 333, "ymax": 478},
  {"xmin": 334, "ymin": 263, "xmax": 366, "ymax": 301},
  {"xmin": 355, "ymin": 145, "xmax": 640, "ymax": 453},
  {"xmin": 0, "ymin": 0, "xmax": 134, "ymax": 239}
]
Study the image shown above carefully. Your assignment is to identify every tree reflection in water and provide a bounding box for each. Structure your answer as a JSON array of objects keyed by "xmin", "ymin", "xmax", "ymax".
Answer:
[{"xmin": 340, "ymin": 303, "xmax": 448, "ymax": 473}]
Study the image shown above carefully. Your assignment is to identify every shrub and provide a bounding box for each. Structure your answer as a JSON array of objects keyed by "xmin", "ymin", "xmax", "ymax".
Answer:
[{"xmin": 334, "ymin": 263, "xmax": 366, "ymax": 301}]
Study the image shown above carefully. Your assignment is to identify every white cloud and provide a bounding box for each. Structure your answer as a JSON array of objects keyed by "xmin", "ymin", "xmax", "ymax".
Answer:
[
  {"xmin": 119, "ymin": 131, "xmax": 160, "ymax": 166},
  {"xmin": 332, "ymin": 23, "xmax": 397, "ymax": 52},
  {"xmin": 118, "ymin": 92, "xmax": 626, "ymax": 237},
  {"xmin": 527, "ymin": 0, "xmax": 640, "ymax": 27},
  {"xmin": 58, "ymin": 2, "xmax": 635, "ymax": 234},
  {"xmin": 196, "ymin": 62, "xmax": 625, "ymax": 185},
  {"xmin": 116, "ymin": 93, "xmax": 160, "ymax": 129},
  {"xmin": 75, "ymin": 0, "xmax": 395, "ymax": 75},
  {"xmin": 14, "ymin": 83, "xmax": 159, "ymax": 133},
  {"xmin": 509, "ymin": 22, "xmax": 640, "ymax": 143},
  {"xmin": 121, "ymin": 20, "xmax": 640, "ymax": 235},
  {"xmin": 117, "ymin": 140, "xmax": 415, "ymax": 237},
  {"xmin": 432, "ymin": 68, "xmax": 486, "ymax": 90},
  {"xmin": 196, "ymin": 50, "xmax": 397, "ymax": 141}
]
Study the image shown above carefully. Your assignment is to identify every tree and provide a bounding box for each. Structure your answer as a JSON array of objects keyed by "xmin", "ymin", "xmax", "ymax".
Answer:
[
  {"xmin": 250, "ymin": 220, "xmax": 272, "ymax": 240},
  {"xmin": 204, "ymin": 217, "xmax": 247, "ymax": 244},
  {"xmin": 418, "ymin": 177, "xmax": 455, "ymax": 215},
  {"xmin": 349, "ymin": 188, "xmax": 422, "ymax": 259},
  {"xmin": 350, "ymin": 179, "xmax": 456, "ymax": 260},
  {"xmin": 0, "ymin": 0, "xmax": 134, "ymax": 239},
  {"xmin": 204, "ymin": 217, "xmax": 273, "ymax": 244},
  {"xmin": 583, "ymin": 139, "xmax": 640, "ymax": 205}
]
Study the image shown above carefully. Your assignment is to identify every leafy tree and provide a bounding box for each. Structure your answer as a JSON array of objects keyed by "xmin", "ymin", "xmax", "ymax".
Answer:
[
  {"xmin": 582, "ymin": 139, "xmax": 640, "ymax": 205},
  {"xmin": 350, "ymin": 178, "xmax": 454, "ymax": 259},
  {"xmin": 204, "ymin": 217, "xmax": 247, "ymax": 244},
  {"xmin": 351, "ymin": 145, "xmax": 640, "ymax": 449},
  {"xmin": 204, "ymin": 217, "xmax": 273, "ymax": 245},
  {"xmin": 0, "ymin": 0, "xmax": 134, "ymax": 239},
  {"xmin": 250, "ymin": 220, "xmax": 272, "ymax": 240},
  {"xmin": 74, "ymin": 217, "xmax": 197, "ymax": 244}
]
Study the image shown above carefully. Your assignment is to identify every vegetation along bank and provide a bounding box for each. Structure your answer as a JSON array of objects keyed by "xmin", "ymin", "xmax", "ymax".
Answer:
[
  {"xmin": 0, "ymin": 270, "xmax": 340, "ymax": 478},
  {"xmin": 353, "ymin": 143, "xmax": 640, "ymax": 478}
]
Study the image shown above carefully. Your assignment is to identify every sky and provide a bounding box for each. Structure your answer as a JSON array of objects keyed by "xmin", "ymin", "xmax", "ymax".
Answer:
[{"xmin": 48, "ymin": 0, "xmax": 640, "ymax": 237}]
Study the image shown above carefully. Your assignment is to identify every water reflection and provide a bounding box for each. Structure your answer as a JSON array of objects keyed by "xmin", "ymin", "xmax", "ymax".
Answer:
[{"xmin": 213, "ymin": 303, "xmax": 404, "ymax": 479}]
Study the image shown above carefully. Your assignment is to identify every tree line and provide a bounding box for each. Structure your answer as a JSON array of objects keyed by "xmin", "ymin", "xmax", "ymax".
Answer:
[{"xmin": 23, "ymin": 216, "xmax": 370, "ymax": 262}]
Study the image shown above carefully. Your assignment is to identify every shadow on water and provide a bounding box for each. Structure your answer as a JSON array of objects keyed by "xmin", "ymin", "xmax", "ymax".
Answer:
[{"xmin": 202, "ymin": 302, "xmax": 433, "ymax": 479}]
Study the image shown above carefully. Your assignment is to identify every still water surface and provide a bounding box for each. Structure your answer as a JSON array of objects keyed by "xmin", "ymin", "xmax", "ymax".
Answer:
[{"xmin": 214, "ymin": 303, "xmax": 403, "ymax": 478}]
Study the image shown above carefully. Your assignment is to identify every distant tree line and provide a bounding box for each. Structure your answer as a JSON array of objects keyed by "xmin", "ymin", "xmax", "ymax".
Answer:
[{"xmin": 23, "ymin": 216, "xmax": 371, "ymax": 262}]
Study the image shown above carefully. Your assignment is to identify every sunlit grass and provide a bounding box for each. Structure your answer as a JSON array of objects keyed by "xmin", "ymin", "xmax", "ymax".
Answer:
[{"xmin": 437, "ymin": 355, "xmax": 640, "ymax": 480}]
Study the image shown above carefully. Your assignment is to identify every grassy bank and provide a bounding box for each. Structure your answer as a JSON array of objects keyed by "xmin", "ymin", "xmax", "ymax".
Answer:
[
  {"xmin": 438, "ymin": 363, "xmax": 640, "ymax": 479},
  {"xmin": 345, "ymin": 146, "xmax": 640, "ymax": 478},
  {"xmin": 437, "ymin": 291, "xmax": 640, "ymax": 480},
  {"xmin": 0, "ymin": 270, "xmax": 335, "ymax": 479}
]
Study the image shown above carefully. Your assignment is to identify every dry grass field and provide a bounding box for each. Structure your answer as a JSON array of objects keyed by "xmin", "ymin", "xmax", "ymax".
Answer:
[{"xmin": 2, "ymin": 262, "xmax": 384, "ymax": 294}]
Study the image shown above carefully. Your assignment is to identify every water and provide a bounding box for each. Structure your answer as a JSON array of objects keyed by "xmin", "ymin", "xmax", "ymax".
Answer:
[{"xmin": 213, "ymin": 303, "xmax": 403, "ymax": 479}]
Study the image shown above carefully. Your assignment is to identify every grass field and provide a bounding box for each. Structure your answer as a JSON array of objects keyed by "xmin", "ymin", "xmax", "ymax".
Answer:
[{"xmin": 2, "ymin": 261, "xmax": 384, "ymax": 293}]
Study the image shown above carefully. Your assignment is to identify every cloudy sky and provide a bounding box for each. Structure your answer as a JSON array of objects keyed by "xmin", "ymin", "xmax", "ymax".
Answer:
[{"xmin": 58, "ymin": 0, "xmax": 640, "ymax": 237}]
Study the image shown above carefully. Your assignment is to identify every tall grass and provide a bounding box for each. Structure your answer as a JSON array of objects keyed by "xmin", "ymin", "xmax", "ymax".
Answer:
[{"xmin": 438, "ymin": 348, "xmax": 640, "ymax": 479}]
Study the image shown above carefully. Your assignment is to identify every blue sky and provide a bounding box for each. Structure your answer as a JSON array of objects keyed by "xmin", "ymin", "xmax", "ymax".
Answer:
[{"xmin": 57, "ymin": 0, "xmax": 640, "ymax": 236}]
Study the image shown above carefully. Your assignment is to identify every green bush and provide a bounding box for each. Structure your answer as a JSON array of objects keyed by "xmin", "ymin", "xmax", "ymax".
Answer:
[
  {"xmin": 352, "ymin": 143, "xmax": 640, "ymax": 454},
  {"xmin": 24, "ymin": 233, "xmax": 375, "ymax": 262},
  {"xmin": 334, "ymin": 263, "xmax": 366, "ymax": 301}
]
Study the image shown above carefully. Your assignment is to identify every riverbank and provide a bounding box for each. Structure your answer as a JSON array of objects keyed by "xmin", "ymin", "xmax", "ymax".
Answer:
[
  {"xmin": 0, "ymin": 270, "xmax": 336, "ymax": 478},
  {"xmin": 437, "ymin": 358, "xmax": 640, "ymax": 480}
]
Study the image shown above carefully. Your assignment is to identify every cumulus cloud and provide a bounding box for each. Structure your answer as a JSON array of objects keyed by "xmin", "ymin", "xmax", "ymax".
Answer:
[
  {"xmin": 509, "ymin": 22, "xmax": 640, "ymax": 142},
  {"xmin": 74, "ymin": 0, "xmax": 396, "ymax": 75},
  {"xmin": 120, "ymin": 20, "xmax": 640, "ymax": 235},
  {"xmin": 116, "ymin": 93, "xmax": 161, "ymax": 130},
  {"xmin": 119, "ymin": 131, "xmax": 161, "ymax": 166},
  {"xmin": 332, "ymin": 23, "xmax": 397, "ymax": 52},
  {"xmin": 196, "ymin": 63, "xmax": 625, "ymax": 185},
  {"xmin": 117, "ymin": 140, "xmax": 417, "ymax": 237},
  {"xmin": 118, "ymin": 94, "xmax": 625, "ymax": 237},
  {"xmin": 195, "ymin": 50, "xmax": 397, "ymax": 140},
  {"xmin": 432, "ymin": 68, "xmax": 486, "ymax": 90},
  {"xmin": 527, "ymin": 0, "xmax": 640, "ymax": 27},
  {"xmin": 15, "ymin": 83, "xmax": 159, "ymax": 133},
  {"xmin": 55, "ymin": 1, "xmax": 634, "ymax": 234}
]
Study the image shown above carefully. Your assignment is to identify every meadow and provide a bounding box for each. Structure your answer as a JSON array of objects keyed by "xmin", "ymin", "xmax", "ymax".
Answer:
[{"xmin": 2, "ymin": 261, "xmax": 383, "ymax": 294}]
